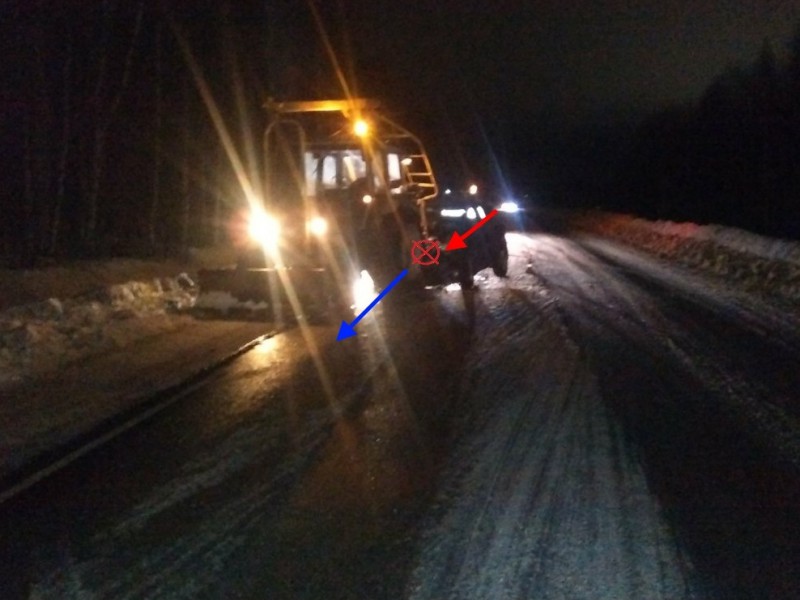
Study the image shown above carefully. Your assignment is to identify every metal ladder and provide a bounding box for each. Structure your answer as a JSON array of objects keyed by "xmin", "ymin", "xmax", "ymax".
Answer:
[
  {"xmin": 377, "ymin": 115, "xmax": 439, "ymax": 235},
  {"xmin": 402, "ymin": 152, "xmax": 438, "ymax": 204}
]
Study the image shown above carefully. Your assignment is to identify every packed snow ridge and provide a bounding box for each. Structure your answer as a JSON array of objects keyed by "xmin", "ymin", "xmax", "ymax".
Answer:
[
  {"xmin": 0, "ymin": 273, "xmax": 197, "ymax": 389},
  {"xmin": 573, "ymin": 211, "xmax": 800, "ymax": 301}
]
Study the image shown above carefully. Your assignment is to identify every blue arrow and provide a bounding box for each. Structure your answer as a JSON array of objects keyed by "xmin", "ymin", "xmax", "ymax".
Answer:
[{"xmin": 337, "ymin": 269, "xmax": 408, "ymax": 341}]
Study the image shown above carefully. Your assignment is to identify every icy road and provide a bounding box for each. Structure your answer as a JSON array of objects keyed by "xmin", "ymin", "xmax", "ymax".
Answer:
[{"xmin": 1, "ymin": 232, "xmax": 799, "ymax": 599}]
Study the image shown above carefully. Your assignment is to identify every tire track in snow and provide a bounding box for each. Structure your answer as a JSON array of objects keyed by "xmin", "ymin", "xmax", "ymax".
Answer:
[
  {"xmin": 408, "ymin": 246, "xmax": 698, "ymax": 599},
  {"xmin": 527, "ymin": 233, "xmax": 800, "ymax": 598}
]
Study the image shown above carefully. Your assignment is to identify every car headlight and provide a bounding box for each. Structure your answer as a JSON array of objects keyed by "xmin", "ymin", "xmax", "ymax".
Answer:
[
  {"xmin": 248, "ymin": 209, "xmax": 280, "ymax": 246},
  {"xmin": 499, "ymin": 201, "xmax": 520, "ymax": 213},
  {"xmin": 440, "ymin": 208, "xmax": 466, "ymax": 218},
  {"xmin": 307, "ymin": 216, "xmax": 328, "ymax": 236}
]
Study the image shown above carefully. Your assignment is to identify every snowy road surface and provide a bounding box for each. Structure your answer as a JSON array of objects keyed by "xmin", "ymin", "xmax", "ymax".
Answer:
[{"xmin": 1, "ymin": 232, "xmax": 798, "ymax": 599}]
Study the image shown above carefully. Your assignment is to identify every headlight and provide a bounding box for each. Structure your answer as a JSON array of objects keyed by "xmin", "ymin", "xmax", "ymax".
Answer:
[
  {"xmin": 466, "ymin": 207, "xmax": 477, "ymax": 219},
  {"xmin": 307, "ymin": 216, "xmax": 328, "ymax": 236},
  {"xmin": 440, "ymin": 208, "xmax": 466, "ymax": 218},
  {"xmin": 248, "ymin": 209, "xmax": 280, "ymax": 246},
  {"xmin": 499, "ymin": 201, "xmax": 520, "ymax": 213}
]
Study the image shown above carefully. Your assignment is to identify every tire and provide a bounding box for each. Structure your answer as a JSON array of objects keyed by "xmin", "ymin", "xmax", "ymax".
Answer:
[
  {"xmin": 304, "ymin": 271, "xmax": 343, "ymax": 325},
  {"xmin": 458, "ymin": 254, "xmax": 474, "ymax": 289},
  {"xmin": 402, "ymin": 222, "xmax": 425, "ymax": 284},
  {"xmin": 492, "ymin": 243, "xmax": 509, "ymax": 277}
]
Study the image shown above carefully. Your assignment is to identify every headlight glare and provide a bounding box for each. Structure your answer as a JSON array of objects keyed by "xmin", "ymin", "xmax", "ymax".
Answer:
[
  {"xmin": 248, "ymin": 209, "xmax": 280, "ymax": 246},
  {"xmin": 307, "ymin": 216, "xmax": 328, "ymax": 236}
]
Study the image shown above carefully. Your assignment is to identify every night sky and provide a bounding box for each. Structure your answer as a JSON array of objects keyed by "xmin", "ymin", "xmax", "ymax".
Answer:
[
  {"xmin": 7, "ymin": 0, "xmax": 799, "ymax": 159},
  {"xmin": 297, "ymin": 0, "xmax": 800, "ymax": 186},
  {"xmin": 335, "ymin": 1, "xmax": 800, "ymax": 115}
]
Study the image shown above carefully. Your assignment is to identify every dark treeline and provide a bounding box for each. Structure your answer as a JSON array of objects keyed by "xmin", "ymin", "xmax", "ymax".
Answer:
[
  {"xmin": 505, "ymin": 30, "xmax": 800, "ymax": 243},
  {"xmin": 0, "ymin": 1, "xmax": 335, "ymax": 267},
  {"xmin": 617, "ymin": 31, "xmax": 800, "ymax": 240},
  {"xmin": 6, "ymin": 3, "xmax": 799, "ymax": 267}
]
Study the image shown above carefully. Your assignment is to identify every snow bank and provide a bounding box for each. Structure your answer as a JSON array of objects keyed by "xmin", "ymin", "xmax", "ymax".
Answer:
[
  {"xmin": 0, "ymin": 274, "xmax": 197, "ymax": 388},
  {"xmin": 193, "ymin": 290, "xmax": 269, "ymax": 315},
  {"xmin": 573, "ymin": 211, "xmax": 800, "ymax": 301}
]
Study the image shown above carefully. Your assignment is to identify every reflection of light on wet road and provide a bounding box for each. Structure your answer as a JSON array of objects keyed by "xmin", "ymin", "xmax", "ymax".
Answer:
[
  {"xmin": 253, "ymin": 335, "xmax": 279, "ymax": 355},
  {"xmin": 209, "ymin": 326, "xmax": 351, "ymax": 422},
  {"xmin": 352, "ymin": 269, "xmax": 376, "ymax": 315},
  {"xmin": 506, "ymin": 232, "xmax": 543, "ymax": 265}
]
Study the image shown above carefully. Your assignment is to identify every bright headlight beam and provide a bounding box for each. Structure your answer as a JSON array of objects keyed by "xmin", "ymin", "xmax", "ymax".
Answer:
[
  {"xmin": 307, "ymin": 216, "xmax": 328, "ymax": 236},
  {"xmin": 248, "ymin": 209, "xmax": 280, "ymax": 246},
  {"xmin": 499, "ymin": 201, "xmax": 520, "ymax": 213}
]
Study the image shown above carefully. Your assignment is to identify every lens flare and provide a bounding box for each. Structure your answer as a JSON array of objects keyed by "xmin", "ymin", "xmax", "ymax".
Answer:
[
  {"xmin": 353, "ymin": 119, "xmax": 370, "ymax": 137},
  {"xmin": 248, "ymin": 209, "xmax": 280, "ymax": 246},
  {"xmin": 307, "ymin": 216, "xmax": 328, "ymax": 236},
  {"xmin": 352, "ymin": 270, "xmax": 376, "ymax": 315}
]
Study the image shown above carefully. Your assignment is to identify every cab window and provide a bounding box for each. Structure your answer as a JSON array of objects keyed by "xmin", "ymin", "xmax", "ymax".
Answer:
[
  {"xmin": 387, "ymin": 153, "xmax": 401, "ymax": 182},
  {"xmin": 320, "ymin": 154, "xmax": 338, "ymax": 190},
  {"xmin": 342, "ymin": 151, "xmax": 367, "ymax": 185}
]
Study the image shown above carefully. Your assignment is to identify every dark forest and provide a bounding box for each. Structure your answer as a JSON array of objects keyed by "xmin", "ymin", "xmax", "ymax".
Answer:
[
  {"xmin": 619, "ymin": 33, "xmax": 800, "ymax": 240},
  {"xmin": 2, "ymin": 2, "xmax": 799, "ymax": 268}
]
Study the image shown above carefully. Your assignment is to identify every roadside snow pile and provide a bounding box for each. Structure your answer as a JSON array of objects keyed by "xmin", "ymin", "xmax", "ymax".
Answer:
[
  {"xmin": 0, "ymin": 275, "xmax": 197, "ymax": 388},
  {"xmin": 194, "ymin": 290, "xmax": 269, "ymax": 315},
  {"xmin": 574, "ymin": 212, "xmax": 800, "ymax": 301}
]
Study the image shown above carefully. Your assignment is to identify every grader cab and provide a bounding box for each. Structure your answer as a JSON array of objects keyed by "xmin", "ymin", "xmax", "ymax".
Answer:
[{"xmin": 195, "ymin": 98, "xmax": 438, "ymax": 322}]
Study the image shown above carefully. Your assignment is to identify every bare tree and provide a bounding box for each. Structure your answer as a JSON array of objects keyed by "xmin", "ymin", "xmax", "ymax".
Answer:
[
  {"xmin": 82, "ymin": 0, "xmax": 144, "ymax": 252},
  {"xmin": 51, "ymin": 29, "xmax": 73, "ymax": 255},
  {"xmin": 213, "ymin": 141, "xmax": 224, "ymax": 246},
  {"xmin": 180, "ymin": 73, "xmax": 191, "ymax": 251},
  {"xmin": 22, "ymin": 22, "xmax": 54, "ymax": 263},
  {"xmin": 22, "ymin": 107, "xmax": 39, "ymax": 266},
  {"xmin": 148, "ymin": 19, "xmax": 163, "ymax": 250}
]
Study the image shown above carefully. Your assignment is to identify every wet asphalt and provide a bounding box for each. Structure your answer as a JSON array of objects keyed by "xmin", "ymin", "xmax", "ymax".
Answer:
[{"xmin": 1, "ymin": 230, "xmax": 798, "ymax": 599}]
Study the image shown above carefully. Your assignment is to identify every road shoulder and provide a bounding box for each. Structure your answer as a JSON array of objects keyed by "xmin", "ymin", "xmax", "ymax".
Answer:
[{"xmin": 0, "ymin": 316, "xmax": 271, "ymax": 485}]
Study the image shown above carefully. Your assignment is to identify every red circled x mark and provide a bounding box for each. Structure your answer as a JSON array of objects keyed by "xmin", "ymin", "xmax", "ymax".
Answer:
[{"xmin": 411, "ymin": 239, "xmax": 440, "ymax": 266}]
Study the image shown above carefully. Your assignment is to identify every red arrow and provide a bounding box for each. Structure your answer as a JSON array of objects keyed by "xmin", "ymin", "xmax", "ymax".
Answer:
[{"xmin": 445, "ymin": 208, "xmax": 499, "ymax": 251}]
